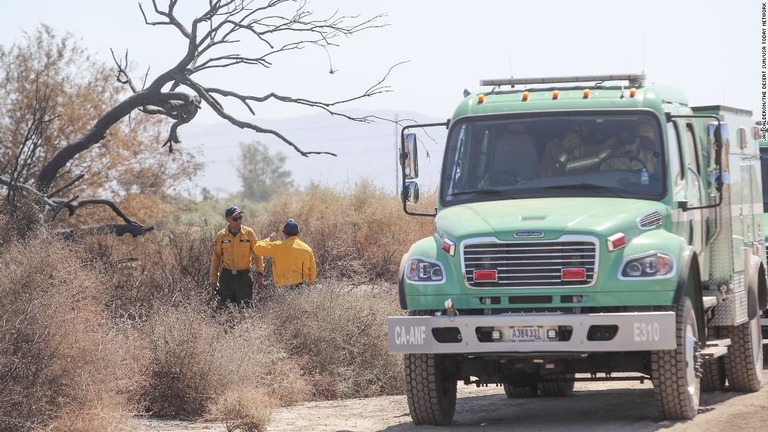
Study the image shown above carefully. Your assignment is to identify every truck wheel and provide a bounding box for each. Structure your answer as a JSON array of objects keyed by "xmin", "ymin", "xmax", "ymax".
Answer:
[
  {"xmin": 538, "ymin": 373, "xmax": 575, "ymax": 397},
  {"xmin": 723, "ymin": 312, "xmax": 765, "ymax": 392},
  {"xmin": 404, "ymin": 354, "xmax": 457, "ymax": 426},
  {"xmin": 503, "ymin": 383, "xmax": 538, "ymax": 398},
  {"xmin": 700, "ymin": 358, "xmax": 725, "ymax": 392},
  {"xmin": 651, "ymin": 297, "xmax": 701, "ymax": 419}
]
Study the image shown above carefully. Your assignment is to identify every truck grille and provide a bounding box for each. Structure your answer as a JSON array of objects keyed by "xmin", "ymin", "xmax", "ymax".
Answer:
[{"xmin": 463, "ymin": 238, "xmax": 598, "ymax": 288}]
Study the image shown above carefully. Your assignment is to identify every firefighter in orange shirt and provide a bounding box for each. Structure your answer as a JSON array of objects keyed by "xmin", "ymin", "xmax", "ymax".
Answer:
[
  {"xmin": 209, "ymin": 205, "xmax": 265, "ymax": 306},
  {"xmin": 253, "ymin": 219, "xmax": 316, "ymax": 288}
]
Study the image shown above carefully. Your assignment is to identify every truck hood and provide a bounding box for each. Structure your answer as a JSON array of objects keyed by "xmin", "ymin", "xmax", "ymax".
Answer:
[{"xmin": 436, "ymin": 197, "xmax": 664, "ymax": 240}]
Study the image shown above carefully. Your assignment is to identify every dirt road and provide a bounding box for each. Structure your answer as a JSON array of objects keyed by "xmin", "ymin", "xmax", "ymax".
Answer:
[{"xmin": 133, "ymin": 364, "xmax": 768, "ymax": 432}]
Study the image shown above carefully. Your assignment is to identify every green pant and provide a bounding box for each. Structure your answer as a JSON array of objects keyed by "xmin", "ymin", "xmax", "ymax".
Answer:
[{"xmin": 217, "ymin": 271, "xmax": 253, "ymax": 307}]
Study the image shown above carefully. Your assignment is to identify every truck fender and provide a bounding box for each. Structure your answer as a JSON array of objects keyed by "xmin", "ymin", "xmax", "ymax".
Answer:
[
  {"xmin": 398, "ymin": 253, "xmax": 409, "ymax": 310},
  {"xmin": 673, "ymin": 246, "xmax": 705, "ymax": 337},
  {"xmin": 746, "ymin": 255, "xmax": 766, "ymax": 320}
]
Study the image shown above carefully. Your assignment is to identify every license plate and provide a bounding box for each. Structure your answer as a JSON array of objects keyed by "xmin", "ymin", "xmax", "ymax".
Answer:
[{"xmin": 508, "ymin": 326, "xmax": 555, "ymax": 342}]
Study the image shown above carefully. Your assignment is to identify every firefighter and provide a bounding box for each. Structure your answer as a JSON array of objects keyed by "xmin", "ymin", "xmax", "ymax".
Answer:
[
  {"xmin": 209, "ymin": 205, "xmax": 265, "ymax": 307},
  {"xmin": 253, "ymin": 218, "xmax": 316, "ymax": 289}
]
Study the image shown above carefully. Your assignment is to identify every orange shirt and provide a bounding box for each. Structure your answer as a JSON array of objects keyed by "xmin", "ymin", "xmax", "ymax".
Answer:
[
  {"xmin": 210, "ymin": 226, "xmax": 265, "ymax": 283},
  {"xmin": 252, "ymin": 236, "xmax": 316, "ymax": 286}
]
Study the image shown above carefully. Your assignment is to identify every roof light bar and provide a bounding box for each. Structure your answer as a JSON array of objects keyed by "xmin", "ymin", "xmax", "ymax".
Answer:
[{"xmin": 480, "ymin": 73, "xmax": 645, "ymax": 88}]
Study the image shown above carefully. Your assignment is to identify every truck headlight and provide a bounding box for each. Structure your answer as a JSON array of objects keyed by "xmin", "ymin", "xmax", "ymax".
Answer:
[
  {"xmin": 620, "ymin": 253, "xmax": 674, "ymax": 278},
  {"xmin": 405, "ymin": 258, "xmax": 445, "ymax": 283}
]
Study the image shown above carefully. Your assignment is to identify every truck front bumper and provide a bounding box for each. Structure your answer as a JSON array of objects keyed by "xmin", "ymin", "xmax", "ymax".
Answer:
[{"xmin": 387, "ymin": 312, "xmax": 676, "ymax": 354}]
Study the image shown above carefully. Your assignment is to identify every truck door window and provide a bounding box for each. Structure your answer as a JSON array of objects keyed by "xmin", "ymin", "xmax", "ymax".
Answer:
[
  {"xmin": 685, "ymin": 123, "xmax": 701, "ymax": 175},
  {"xmin": 667, "ymin": 122, "xmax": 684, "ymax": 189},
  {"xmin": 445, "ymin": 124, "xmax": 468, "ymax": 195}
]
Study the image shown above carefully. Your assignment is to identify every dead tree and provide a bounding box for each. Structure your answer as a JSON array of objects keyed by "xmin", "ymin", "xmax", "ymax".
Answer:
[{"xmin": 2, "ymin": 0, "xmax": 397, "ymax": 237}]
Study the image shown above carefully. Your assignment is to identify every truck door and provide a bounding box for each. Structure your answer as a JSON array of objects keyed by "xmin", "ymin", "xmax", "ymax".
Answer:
[
  {"xmin": 681, "ymin": 121, "xmax": 705, "ymax": 255},
  {"xmin": 736, "ymin": 127, "xmax": 761, "ymax": 253}
]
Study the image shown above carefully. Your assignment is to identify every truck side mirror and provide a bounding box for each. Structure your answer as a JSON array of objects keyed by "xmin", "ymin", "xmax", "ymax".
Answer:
[
  {"xmin": 402, "ymin": 133, "xmax": 419, "ymax": 180},
  {"xmin": 402, "ymin": 180, "xmax": 420, "ymax": 204},
  {"xmin": 708, "ymin": 122, "xmax": 729, "ymax": 194}
]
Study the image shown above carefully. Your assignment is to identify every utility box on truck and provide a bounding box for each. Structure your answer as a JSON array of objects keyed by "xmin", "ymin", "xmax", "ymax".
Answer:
[{"xmin": 387, "ymin": 74, "xmax": 767, "ymax": 425}]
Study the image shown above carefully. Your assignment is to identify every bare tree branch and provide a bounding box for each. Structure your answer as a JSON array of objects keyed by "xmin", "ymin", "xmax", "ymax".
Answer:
[
  {"xmin": 46, "ymin": 173, "xmax": 84, "ymax": 198},
  {"xmin": 5, "ymin": 1, "xmax": 397, "ymax": 238},
  {"xmin": 131, "ymin": 0, "xmax": 397, "ymax": 156}
]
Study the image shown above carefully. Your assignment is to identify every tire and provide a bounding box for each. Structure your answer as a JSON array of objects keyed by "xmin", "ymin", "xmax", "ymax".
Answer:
[
  {"xmin": 403, "ymin": 354, "xmax": 457, "ymax": 426},
  {"xmin": 723, "ymin": 313, "xmax": 765, "ymax": 392},
  {"xmin": 651, "ymin": 297, "xmax": 701, "ymax": 419},
  {"xmin": 538, "ymin": 373, "xmax": 575, "ymax": 397},
  {"xmin": 503, "ymin": 383, "xmax": 539, "ymax": 398},
  {"xmin": 700, "ymin": 357, "xmax": 726, "ymax": 392}
]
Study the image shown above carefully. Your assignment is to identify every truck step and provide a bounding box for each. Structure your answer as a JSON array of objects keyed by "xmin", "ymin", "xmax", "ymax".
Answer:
[{"xmin": 700, "ymin": 338, "xmax": 731, "ymax": 359}]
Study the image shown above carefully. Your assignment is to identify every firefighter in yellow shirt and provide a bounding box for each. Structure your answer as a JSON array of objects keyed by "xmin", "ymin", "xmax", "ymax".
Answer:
[
  {"xmin": 209, "ymin": 206, "xmax": 265, "ymax": 306},
  {"xmin": 253, "ymin": 219, "xmax": 317, "ymax": 288}
]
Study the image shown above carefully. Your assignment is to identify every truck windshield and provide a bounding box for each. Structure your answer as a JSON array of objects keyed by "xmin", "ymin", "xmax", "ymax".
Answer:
[{"xmin": 440, "ymin": 112, "xmax": 665, "ymax": 206}]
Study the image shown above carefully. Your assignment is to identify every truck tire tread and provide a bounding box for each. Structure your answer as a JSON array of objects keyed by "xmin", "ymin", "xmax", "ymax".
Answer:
[
  {"xmin": 723, "ymin": 316, "xmax": 764, "ymax": 392},
  {"xmin": 404, "ymin": 353, "xmax": 457, "ymax": 426},
  {"xmin": 538, "ymin": 373, "xmax": 575, "ymax": 397},
  {"xmin": 651, "ymin": 298, "xmax": 700, "ymax": 420}
]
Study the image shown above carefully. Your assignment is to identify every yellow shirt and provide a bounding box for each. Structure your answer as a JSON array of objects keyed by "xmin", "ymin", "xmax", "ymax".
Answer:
[
  {"xmin": 252, "ymin": 236, "xmax": 317, "ymax": 286},
  {"xmin": 210, "ymin": 226, "xmax": 265, "ymax": 283}
]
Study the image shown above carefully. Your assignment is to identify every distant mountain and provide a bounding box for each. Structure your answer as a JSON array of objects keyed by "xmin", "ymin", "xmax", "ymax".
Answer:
[{"xmin": 180, "ymin": 109, "xmax": 448, "ymax": 198}]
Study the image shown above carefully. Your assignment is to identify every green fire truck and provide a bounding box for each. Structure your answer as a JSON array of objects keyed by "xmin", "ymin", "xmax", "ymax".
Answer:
[{"xmin": 387, "ymin": 74, "xmax": 767, "ymax": 425}]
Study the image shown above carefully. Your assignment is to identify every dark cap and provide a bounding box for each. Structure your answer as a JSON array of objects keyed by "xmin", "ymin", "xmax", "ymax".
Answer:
[
  {"xmin": 283, "ymin": 219, "xmax": 299, "ymax": 236},
  {"xmin": 225, "ymin": 205, "xmax": 243, "ymax": 218}
]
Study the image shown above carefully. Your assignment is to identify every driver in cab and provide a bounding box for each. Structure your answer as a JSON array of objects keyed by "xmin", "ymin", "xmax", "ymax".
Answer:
[{"xmin": 600, "ymin": 130, "xmax": 657, "ymax": 174}]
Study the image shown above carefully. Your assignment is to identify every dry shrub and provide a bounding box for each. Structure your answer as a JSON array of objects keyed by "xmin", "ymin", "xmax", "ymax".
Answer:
[
  {"xmin": 0, "ymin": 193, "xmax": 45, "ymax": 243},
  {"xmin": 217, "ymin": 389, "xmax": 276, "ymax": 432},
  {"xmin": 138, "ymin": 304, "xmax": 307, "ymax": 421},
  {"xmin": 252, "ymin": 180, "xmax": 434, "ymax": 283},
  {"xmin": 212, "ymin": 315, "xmax": 309, "ymax": 407},
  {"xmin": 0, "ymin": 182, "xmax": 434, "ymax": 428},
  {"xmin": 262, "ymin": 282, "xmax": 405, "ymax": 400},
  {"xmin": 74, "ymin": 225, "xmax": 215, "ymax": 319},
  {"xmin": 138, "ymin": 303, "xmax": 221, "ymax": 418},
  {"xmin": 0, "ymin": 232, "xmax": 140, "ymax": 432}
]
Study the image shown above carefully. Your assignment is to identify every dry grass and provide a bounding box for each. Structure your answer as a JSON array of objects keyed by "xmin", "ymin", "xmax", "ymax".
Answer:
[
  {"xmin": 262, "ymin": 284, "xmax": 405, "ymax": 400},
  {"xmin": 248, "ymin": 180, "xmax": 434, "ymax": 283},
  {"xmin": 218, "ymin": 389, "xmax": 276, "ymax": 432},
  {"xmin": 0, "ymin": 183, "xmax": 433, "ymax": 430},
  {"xmin": 0, "ymin": 233, "xmax": 141, "ymax": 432},
  {"xmin": 137, "ymin": 305, "xmax": 308, "ymax": 419}
]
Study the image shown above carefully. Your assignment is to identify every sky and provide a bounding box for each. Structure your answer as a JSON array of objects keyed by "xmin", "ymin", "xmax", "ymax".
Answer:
[{"xmin": 0, "ymin": 0, "xmax": 764, "ymax": 194}]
